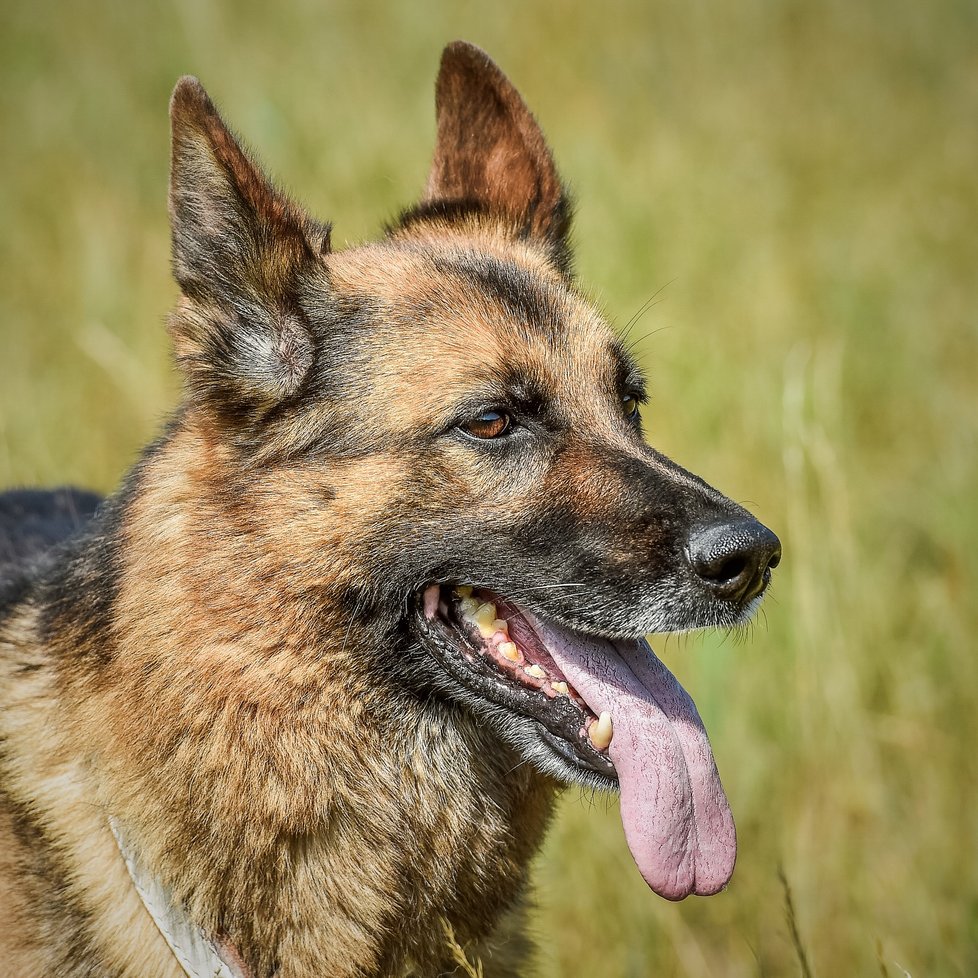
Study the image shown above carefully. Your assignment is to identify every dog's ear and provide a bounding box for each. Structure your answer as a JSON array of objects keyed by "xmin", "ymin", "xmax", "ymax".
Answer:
[
  {"xmin": 168, "ymin": 77, "xmax": 331, "ymax": 416},
  {"xmin": 420, "ymin": 41, "xmax": 572, "ymax": 272}
]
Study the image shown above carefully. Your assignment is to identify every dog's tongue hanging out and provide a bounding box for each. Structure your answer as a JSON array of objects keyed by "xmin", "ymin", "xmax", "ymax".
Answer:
[{"xmin": 526, "ymin": 614, "xmax": 737, "ymax": 900}]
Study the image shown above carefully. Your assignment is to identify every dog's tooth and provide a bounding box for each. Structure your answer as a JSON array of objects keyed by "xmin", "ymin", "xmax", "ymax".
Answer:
[
  {"xmin": 552, "ymin": 681, "xmax": 569, "ymax": 696},
  {"xmin": 456, "ymin": 585, "xmax": 473, "ymax": 598},
  {"xmin": 492, "ymin": 618, "xmax": 509, "ymax": 635},
  {"xmin": 524, "ymin": 664, "xmax": 546, "ymax": 680},
  {"xmin": 499, "ymin": 641, "xmax": 520, "ymax": 662},
  {"xmin": 459, "ymin": 597, "xmax": 479, "ymax": 617},
  {"xmin": 588, "ymin": 712, "xmax": 613, "ymax": 751},
  {"xmin": 474, "ymin": 602, "xmax": 499, "ymax": 638}
]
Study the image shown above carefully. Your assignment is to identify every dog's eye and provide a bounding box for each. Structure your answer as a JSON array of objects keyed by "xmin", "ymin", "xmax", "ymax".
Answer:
[
  {"xmin": 622, "ymin": 395, "xmax": 640, "ymax": 421},
  {"xmin": 462, "ymin": 410, "xmax": 512, "ymax": 439}
]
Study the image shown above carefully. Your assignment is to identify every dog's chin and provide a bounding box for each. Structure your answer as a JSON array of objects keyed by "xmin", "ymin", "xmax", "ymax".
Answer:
[
  {"xmin": 623, "ymin": 576, "xmax": 772, "ymax": 637},
  {"xmin": 409, "ymin": 580, "xmax": 770, "ymax": 790}
]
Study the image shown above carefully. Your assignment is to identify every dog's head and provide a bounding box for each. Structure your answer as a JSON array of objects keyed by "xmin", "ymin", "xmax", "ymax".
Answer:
[{"xmin": 166, "ymin": 42, "xmax": 780, "ymax": 900}]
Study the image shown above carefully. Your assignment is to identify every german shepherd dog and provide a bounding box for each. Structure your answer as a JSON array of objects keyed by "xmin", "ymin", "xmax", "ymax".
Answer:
[{"xmin": 0, "ymin": 42, "xmax": 781, "ymax": 978}]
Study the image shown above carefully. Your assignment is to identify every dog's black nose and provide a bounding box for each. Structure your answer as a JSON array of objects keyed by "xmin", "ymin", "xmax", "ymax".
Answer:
[{"xmin": 688, "ymin": 519, "xmax": 782, "ymax": 604}]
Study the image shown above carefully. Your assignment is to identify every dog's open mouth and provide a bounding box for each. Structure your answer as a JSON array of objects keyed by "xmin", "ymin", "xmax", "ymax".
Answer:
[{"xmin": 415, "ymin": 583, "xmax": 737, "ymax": 900}]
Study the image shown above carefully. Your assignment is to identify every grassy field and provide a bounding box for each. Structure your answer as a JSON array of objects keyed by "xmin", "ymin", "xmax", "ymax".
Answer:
[{"xmin": 1, "ymin": 1, "xmax": 976, "ymax": 975}]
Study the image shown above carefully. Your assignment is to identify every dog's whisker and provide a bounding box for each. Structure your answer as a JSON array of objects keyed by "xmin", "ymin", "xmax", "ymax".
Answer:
[
  {"xmin": 621, "ymin": 298, "xmax": 665, "ymax": 338},
  {"xmin": 624, "ymin": 321, "xmax": 675, "ymax": 355},
  {"xmin": 619, "ymin": 279, "xmax": 675, "ymax": 336},
  {"xmin": 501, "ymin": 583, "xmax": 587, "ymax": 594}
]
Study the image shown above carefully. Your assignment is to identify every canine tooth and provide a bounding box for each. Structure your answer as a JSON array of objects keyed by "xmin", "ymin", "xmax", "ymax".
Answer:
[
  {"xmin": 499, "ymin": 641, "xmax": 520, "ymax": 661},
  {"xmin": 492, "ymin": 618, "xmax": 508, "ymax": 635},
  {"xmin": 524, "ymin": 664, "xmax": 546, "ymax": 679},
  {"xmin": 552, "ymin": 681, "xmax": 569, "ymax": 696},
  {"xmin": 588, "ymin": 712, "xmax": 613, "ymax": 751},
  {"xmin": 459, "ymin": 597, "xmax": 479, "ymax": 617},
  {"xmin": 456, "ymin": 585, "xmax": 473, "ymax": 598}
]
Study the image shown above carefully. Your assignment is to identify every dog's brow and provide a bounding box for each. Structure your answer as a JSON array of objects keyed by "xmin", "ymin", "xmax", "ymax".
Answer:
[{"xmin": 432, "ymin": 253, "xmax": 560, "ymax": 334}]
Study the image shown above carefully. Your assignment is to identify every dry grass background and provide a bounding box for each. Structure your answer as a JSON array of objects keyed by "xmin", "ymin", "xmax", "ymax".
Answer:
[{"xmin": 1, "ymin": 1, "xmax": 976, "ymax": 975}]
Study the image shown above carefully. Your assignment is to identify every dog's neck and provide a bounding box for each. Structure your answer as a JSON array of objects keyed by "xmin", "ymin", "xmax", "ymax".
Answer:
[{"xmin": 44, "ymin": 422, "xmax": 556, "ymax": 977}]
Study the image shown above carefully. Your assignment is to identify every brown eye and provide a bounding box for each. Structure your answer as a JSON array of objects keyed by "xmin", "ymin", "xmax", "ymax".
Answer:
[
  {"xmin": 623, "ymin": 395, "xmax": 640, "ymax": 420},
  {"xmin": 463, "ymin": 410, "xmax": 511, "ymax": 439}
]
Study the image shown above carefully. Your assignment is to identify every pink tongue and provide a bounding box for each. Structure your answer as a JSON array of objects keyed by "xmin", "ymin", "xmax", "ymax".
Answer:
[{"xmin": 526, "ymin": 615, "xmax": 736, "ymax": 900}]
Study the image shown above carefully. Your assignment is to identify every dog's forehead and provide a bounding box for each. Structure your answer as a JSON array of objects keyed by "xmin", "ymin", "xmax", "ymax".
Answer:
[{"xmin": 324, "ymin": 241, "xmax": 621, "ymax": 417}]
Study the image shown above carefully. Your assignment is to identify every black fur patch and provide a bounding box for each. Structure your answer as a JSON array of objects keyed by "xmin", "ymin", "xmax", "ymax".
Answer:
[
  {"xmin": 432, "ymin": 252, "xmax": 561, "ymax": 339},
  {"xmin": 391, "ymin": 198, "xmax": 491, "ymax": 234},
  {"xmin": 0, "ymin": 488, "xmax": 101, "ymax": 570},
  {"xmin": 0, "ymin": 488, "xmax": 102, "ymax": 620},
  {"xmin": 391, "ymin": 196, "xmax": 575, "ymax": 278}
]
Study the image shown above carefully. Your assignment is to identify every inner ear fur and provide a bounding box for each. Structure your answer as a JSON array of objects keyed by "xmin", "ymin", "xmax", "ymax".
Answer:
[
  {"xmin": 419, "ymin": 41, "xmax": 573, "ymax": 272},
  {"xmin": 168, "ymin": 77, "xmax": 331, "ymax": 414}
]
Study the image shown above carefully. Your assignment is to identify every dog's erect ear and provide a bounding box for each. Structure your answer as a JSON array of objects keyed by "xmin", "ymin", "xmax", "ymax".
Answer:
[
  {"xmin": 420, "ymin": 41, "xmax": 572, "ymax": 271},
  {"xmin": 168, "ymin": 77, "xmax": 331, "ymax": 415}
]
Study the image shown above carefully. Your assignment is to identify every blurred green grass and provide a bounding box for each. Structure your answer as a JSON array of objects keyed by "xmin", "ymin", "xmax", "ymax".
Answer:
[{"xmin": 1, "ymin": 1, "xmax": 976, "ymax": 975}]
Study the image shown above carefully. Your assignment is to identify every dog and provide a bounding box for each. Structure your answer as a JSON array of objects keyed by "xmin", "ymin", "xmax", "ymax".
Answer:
[{"xmin": 0, "ymin": 41, "xmax": 781, "ymax": 978}]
